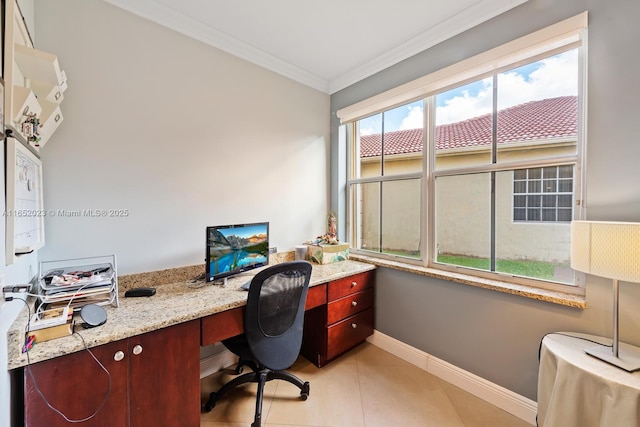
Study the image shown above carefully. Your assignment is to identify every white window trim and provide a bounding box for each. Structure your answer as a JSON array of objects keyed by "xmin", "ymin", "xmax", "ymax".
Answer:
[
  {"xmin": 343, "ymin": 12, "xmax": 589, "ymax": 297},
  {"xmin": 337, "ymin": 12, "xmax": 588, "ymax": 125}
]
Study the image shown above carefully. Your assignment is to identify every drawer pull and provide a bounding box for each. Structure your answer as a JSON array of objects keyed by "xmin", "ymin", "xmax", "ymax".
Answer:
[
  {"xmin": 114, "ymin": 351, "xmax": 125, "ymax": 362},
  {"xmin": 132, "ymin": 344, "xmax": 143, "ymax": 355},
  {"xmin": 351, "ymin": 301, "xmax": 358, "ymax": 307},
  {"xmin": 351, "ymin": 281, "xmax": 357, "ymax": 288},
  {"xmin": 351, "ymin": 323, "xmax": 357, "ymax": 329},
  {"xmin": 55, "ymin": 91, "xmax": 61, "ymax": 100},
  {"xmin": 54, "ymin": 114, "xmax": 61, "ymax": 122}
]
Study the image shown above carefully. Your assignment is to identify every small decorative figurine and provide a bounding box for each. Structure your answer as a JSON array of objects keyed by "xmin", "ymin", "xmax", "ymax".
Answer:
[
  {"xmin": 305, "ymin": 212, "xmax": 340, "ymax": 245},
  {"xmin": 327, "ymin": 212, "xmax": 337, "ymax": 241}
]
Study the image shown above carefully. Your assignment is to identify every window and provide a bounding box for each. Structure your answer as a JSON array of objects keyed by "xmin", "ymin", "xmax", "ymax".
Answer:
[
  {"xmin": 341, "ymin": 13, "xmax": 587, "ymax": 292},
  {"xmin": 351, "ymin": 101, "xmax": 423, "ymax": 258},
  {"xmin": 513, "ymin": 166, "xmax": 574, "ymax": 222}
]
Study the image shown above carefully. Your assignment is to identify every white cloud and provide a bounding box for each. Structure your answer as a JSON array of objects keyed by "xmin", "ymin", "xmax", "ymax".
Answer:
[
  {"xmin": 358, "ymin": 50, "xmax": 578, "ymax": 132},
  {"xmin": 436, "ymin": 49, "xmax": 578, "ymax": 124},
  {"xmin": 435, "ymin": 81, "xmax": 493, "ymax": 125},
  {"xmin": 399, "ymin": 105, "xmax": 424, "ymax": 130}
]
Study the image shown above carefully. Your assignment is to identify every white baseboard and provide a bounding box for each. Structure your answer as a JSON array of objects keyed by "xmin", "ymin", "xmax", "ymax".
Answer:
[{"xmin": 366, "ymin": 330, "xmax": 537, "ymax": 426}]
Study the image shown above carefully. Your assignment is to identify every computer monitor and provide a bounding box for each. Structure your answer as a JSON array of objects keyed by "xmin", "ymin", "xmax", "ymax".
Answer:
[{"xmin": 206, "ymin": 222, "xmax": 269, "ymax": 283}]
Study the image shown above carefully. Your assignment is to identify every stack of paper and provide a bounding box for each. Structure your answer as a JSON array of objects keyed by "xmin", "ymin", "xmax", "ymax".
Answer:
[{"xmin": 39, "ymin": 263, "xmax": 116, "ymax": 310}]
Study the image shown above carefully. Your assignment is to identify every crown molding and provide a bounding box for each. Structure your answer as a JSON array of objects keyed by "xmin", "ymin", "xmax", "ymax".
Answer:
[
  {"xmin": 103, "ymin": 0, "xmax": 528, "ymax": 95},
  {"xmin": 102, "ymin": 0, "xmax": 330, "ymax": 93},
  {"xmin": 328, "ymin": 0, "xmax": 530, "ymax": 94}
]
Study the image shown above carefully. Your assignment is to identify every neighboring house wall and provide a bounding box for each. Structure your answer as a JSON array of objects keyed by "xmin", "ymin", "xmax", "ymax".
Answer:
[
  {"xmin": 360, "ymin": 141, "xmax": 576, "ymax": 262},
  {"xmin": 437, "ymin": 169, "xmax": 572, "ymax": 263}
]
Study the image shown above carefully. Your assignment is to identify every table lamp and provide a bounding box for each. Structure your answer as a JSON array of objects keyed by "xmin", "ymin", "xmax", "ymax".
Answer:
[{"xmin": 571, "ymin": 220, "xmax": 640, "ymax": 371}]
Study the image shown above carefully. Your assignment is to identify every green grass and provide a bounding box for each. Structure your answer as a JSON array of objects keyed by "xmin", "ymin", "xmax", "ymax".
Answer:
[
  {"xmin": 365, "ymin": 249, "xmax": 563, "ymax": 281},
  {"xmin": 437, "ymin": 254, "xmax": 559, "ymax": 279}
]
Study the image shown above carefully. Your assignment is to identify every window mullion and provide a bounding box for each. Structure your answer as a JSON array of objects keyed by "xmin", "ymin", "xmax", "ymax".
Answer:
[{"xmin": 490, "ymin": 75, "xmax": 498, "ymax": 272}]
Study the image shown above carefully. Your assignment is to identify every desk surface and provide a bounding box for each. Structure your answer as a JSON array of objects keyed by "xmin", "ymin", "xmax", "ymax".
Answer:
[
  {"xmin": 7, "ymin": 260, "xmax": 375, "ymax": 369},
  {"xmin": 538, "ymin": 332, "xmax": 640, "ymax": 427}
]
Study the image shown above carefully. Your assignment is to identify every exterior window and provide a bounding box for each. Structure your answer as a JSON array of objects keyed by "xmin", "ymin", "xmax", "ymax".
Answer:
[
  {"xmin": 350, "ymin": 100, "xmax": 423, "ymax": 258},
  {"xmin": 435, "ymin": 49, "xmax": 579, "ymax": 285},
  {"xmin": 513, "ymin": 166, "xmax": 574, "ymax": 222},
  {"xmin": 342, "ymin": 16, "xmax": 588, "ymax": 291},
  {"xmin": 348, "ymin": 42, "xmax": 584, "ymax": 290}
]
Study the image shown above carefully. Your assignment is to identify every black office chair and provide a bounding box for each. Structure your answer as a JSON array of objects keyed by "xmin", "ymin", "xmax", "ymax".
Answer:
[{"xmin": 203, "ymin": 261, "xmax": 313, "ymax": 427}]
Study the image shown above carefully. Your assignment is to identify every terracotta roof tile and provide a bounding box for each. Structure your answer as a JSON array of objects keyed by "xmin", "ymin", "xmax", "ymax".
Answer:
[{"xmin": 360, "ymin": 96, "xmax": 577, "ymax": 157}]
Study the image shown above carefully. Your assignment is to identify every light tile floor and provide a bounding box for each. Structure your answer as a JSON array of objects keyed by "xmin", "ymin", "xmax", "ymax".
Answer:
[{"xmin": 200, "ymin": 342, "xmax": 532, "ymax": 427}]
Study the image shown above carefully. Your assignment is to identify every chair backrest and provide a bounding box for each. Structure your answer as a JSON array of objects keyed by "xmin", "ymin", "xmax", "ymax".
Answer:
[{"xmin": 245, "ymin": 261, "xmax": 312, "ymax": 371}]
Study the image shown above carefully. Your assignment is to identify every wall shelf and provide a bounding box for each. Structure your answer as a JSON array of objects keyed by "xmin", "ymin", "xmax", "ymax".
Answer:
[
  {"xmin": 3, "ymin": 0, "xmax": 67, "ymax": 151},
  {"xmin": 14, "ymin": 44, "xmax": 65, "ymax": 87},
  {"xmin": 3, "ymin": 0, "xmax": 69, "ymax": 265}
]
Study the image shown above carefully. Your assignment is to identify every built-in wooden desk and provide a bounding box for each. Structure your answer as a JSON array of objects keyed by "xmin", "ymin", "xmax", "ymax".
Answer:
[{"xmin": 7, "ymin": 260, "xmax": 375, "ymax": 427}]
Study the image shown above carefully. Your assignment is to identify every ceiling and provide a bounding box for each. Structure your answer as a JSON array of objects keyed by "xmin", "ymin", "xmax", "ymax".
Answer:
[{"xmin": 103, "ymin": 0, "xmax": 528, "ymax": 94}]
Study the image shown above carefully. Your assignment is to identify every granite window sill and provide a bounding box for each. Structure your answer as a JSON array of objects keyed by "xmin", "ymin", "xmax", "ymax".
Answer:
[{"xmin": 349, "ymin": 253, "xmax": 586, "ymax": 309}]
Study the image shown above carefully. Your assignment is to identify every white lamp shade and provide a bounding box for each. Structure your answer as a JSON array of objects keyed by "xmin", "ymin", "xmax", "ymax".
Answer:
[{"xmin": 571, "ymin": 221, "xmax": 640, "ymax": 283}]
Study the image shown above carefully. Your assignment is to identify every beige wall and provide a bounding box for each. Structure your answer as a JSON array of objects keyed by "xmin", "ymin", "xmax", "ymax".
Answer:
[{"xmin": 34, "ymin": 0, "xmax": 331, "ymax": 274}]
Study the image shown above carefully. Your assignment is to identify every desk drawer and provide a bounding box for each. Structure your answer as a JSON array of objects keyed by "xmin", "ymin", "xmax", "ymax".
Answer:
[
  {"xmin": 305, "ymin": 283, "xmax": 327, "ymax": 310},
  {"xmin": 327, "ymin": 288, "xmax": 374, "ymax": 324},
  {"xmin": 328, "ymin": 270, "xmax": 374, "ymax": 301},
  {"xmin": 327, "ymin": 308, "xmax": 374, "ymax": 360},
  {"xmin": 201, "ymin": 308, "xmax": 243, "ymax": 346}
]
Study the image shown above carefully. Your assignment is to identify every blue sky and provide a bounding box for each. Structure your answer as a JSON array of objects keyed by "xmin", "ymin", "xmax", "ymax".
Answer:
[{"xmin": 359, "ymin": 49, "xmax": 578, "ymax": 135}]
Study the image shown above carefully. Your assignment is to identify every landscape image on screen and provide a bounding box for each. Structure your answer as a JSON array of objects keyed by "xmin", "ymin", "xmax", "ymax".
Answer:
[{"xmin": 207, "ymin": 223, "xmax": 269, "ymax": 280}]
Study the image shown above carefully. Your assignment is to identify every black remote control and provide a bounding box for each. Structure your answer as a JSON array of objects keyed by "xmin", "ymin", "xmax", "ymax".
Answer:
[{"xmin": 124, "ymin": 287, "xmax": 156, "ymax": 297}]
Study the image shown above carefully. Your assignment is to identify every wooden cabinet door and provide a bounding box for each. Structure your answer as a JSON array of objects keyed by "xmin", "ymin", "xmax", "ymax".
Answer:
[
  {"xmin": 24, "ymin": 339, "xmax": 128, "ymax": 427},
  {"xmin": 128, "ymin": 320, "xmax": 200, "ymax": 427},
  {"xmin": 327, "ymin": 308, "xmax": 374, "ymax": 360}
]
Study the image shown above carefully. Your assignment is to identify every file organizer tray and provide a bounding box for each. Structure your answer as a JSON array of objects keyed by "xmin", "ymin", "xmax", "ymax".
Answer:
[{"xmin": 38, "ymin": 254, "xmax": 119, "ymax": 311}]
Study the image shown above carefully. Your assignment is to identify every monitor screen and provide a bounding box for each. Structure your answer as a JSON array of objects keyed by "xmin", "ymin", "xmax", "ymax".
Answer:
[{"xmin": 206, "ymin": 222, "xmax": 269, "ymax": 283}]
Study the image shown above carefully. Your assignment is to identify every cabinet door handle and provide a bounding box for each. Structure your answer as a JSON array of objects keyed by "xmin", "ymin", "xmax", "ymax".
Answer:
[
  {"xmin": 114, "ymin": 351, "xmax": 125, "ymax": 362},
  {"xmin": 351, "ymin": 323, "xmax": 357, "ymax": 329},
  {"xmin": 351, "ymin": 301, "xmax": 358, "ymax": 307},
  {"xmin": 351, "ymin": 281, "xmax": 357, "ymax": 288},
  {"xmin": 132, "ymin": 344, "xmax": 143, "ymax": 355}
]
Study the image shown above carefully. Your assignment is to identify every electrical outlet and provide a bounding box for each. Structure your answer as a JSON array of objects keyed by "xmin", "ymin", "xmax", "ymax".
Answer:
[
  {"xmin": 269, "ymin": 247, "xmax": 277, "ymax": 254},
  {"xmin": 3, "ymin": 284, "xmax": 31, "ymax": 297}
]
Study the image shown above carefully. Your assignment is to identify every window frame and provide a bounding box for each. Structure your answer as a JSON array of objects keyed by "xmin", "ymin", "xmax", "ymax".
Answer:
[{"xmin": 342, "ymin": 13, "xmax": 588, "ymax": 295}]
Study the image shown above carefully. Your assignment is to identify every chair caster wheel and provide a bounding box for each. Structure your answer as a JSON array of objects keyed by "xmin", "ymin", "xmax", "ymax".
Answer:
[
  {"xmin": 203, "ymin": 393, "xmax": 217, "ymax": 412},
  {"xmin": 300, "ymin": 381, "xmax": 310, "ymax": 400}
]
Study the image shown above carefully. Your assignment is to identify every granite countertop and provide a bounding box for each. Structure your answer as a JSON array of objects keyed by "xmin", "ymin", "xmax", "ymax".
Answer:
[{"xmin": 7, "ymin": 259, "xmax": 375, "ymax": 370}]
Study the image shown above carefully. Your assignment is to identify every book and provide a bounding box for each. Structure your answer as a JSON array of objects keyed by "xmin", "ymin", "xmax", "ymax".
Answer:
[{"xmin": 30, "ymin": 319, "xmax": 74, "ymax": 343}]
